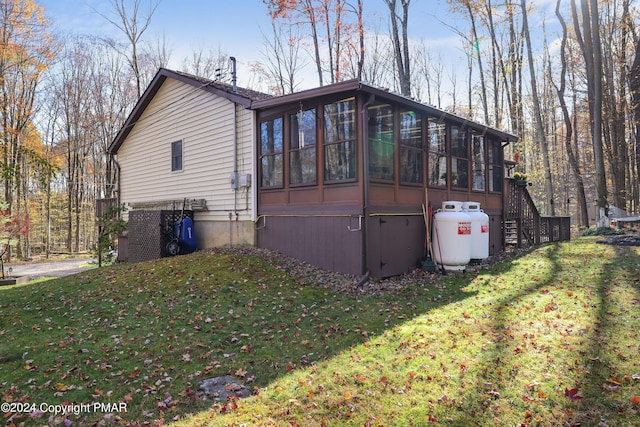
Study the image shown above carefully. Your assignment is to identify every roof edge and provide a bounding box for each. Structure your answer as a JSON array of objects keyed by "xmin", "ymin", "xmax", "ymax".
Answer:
[
  {"xmin": 252, "ymin": 79, "xmax": 518, "ymax": 141},
  {"xmin": 108, "ymin": 68, "xmax": 270, "ymax": 154}
]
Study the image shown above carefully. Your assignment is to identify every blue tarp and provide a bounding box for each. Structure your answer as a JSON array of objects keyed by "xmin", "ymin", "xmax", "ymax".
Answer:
[{"xmin": 174, "ymin": 216, "xmax": 197, "ymax": 254}]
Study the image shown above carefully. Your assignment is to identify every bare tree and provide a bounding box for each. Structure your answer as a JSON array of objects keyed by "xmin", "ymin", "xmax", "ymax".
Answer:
[
  {"xmin": 552, "ymin": 0, "xmax": 589, "ymax": 226},
  {"xmin": 264, "ymin": 0, "xmax": 364, "ymax": 87},
  {"xmin": 145, "ymin": 33, "xmax": 172, "ymax": 73},
  {"xmin": 51, "ymin": 36, "xmax": 101, "ymax": 252},
  {"xmin": 413, "ymin": 42, "xmax": 445, "ymax": 108},
  {"xmin": 260, "ymin": 9, "xmax": 306, "ymax": 94},
  {"xmin": 600, "ymin": 0, "xmax": 630, "ymax": 212},
  {"xmin": 630, "ymin": 30, "xmax": 640, "ymax": 213},
  {"xmin": 571, "ymin": 0, "xmax": 607, "ymax": 224},
  {"xmin": 464, "ymin": 1, "xmax": 489, "ymax": 124},
  {"xmin": 181, "ymin": 46, "xmax": 233, "ymax": 82},
  {"xmin": 358, "ymin": 23, "xmax": 393, "ymax": 88},
  {"xmin": 88, "ymin": 40, "xmax": 136, "ymax": 200},
  {"xmin": 384, "ymin": 0, "xmax": 411, "ymax": 96},
  {"xmin": 522, "ymin": 0, "xmax": 555, "ymax": 215},
  {"xmin": 98, "ymin": 0, "xmax": 161, "ymax": 97}
]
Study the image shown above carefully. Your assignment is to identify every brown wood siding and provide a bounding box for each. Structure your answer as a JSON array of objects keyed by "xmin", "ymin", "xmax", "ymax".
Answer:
[
  {"xmin": 256, "ymin": 214, "xmax": 364, "ymax": 276},
  {"xmin": 488, "ymin": 214, "xmax": 502, "ymax": 255},
  {"xmin": 367, "ymin": 214, "xmax": 425, "ymax": 278}
]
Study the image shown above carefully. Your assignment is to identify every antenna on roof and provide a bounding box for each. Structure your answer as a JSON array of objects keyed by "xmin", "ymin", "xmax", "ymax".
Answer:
[{"xmin": 230, "ymin": 56, "xmax": 237, "ymax": 92}]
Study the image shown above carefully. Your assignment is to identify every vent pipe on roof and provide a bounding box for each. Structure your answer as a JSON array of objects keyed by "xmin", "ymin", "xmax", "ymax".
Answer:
[{"xmin": 230, "ymin": 56, "xmax": 237, "ymax": 92}]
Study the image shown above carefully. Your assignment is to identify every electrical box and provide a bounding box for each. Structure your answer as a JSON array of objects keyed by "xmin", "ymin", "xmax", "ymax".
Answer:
[
  {"xmin": 230, "ymin": 172, "xmax": 239, "ymax": 189},
  {"xmin": 238, "ymin": 173, "xmax": 251, "ymax": 188},
  {"xmin": 230, "ymin": 173, "xmax": 251, "ymax": 189}
]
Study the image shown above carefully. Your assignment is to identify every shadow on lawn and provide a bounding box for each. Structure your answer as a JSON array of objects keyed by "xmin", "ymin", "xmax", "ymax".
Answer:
[
  {"xmin": 13, "ymin": 245, "xmax": 625, "ymax": 426},
  {"xmin": 578, "ymin": 244, "xmax": 640, "ymax": 423},
  {"xmin": 169, "ymin": 250, "xmax": 532, "ymax": 425},
  {"xmin": 0, "ymin": 250, "xmax": 485, "ymax": 425},
  {"xmin": 444, "ymin": 242, "xmax": 640, "ymax": 426}
]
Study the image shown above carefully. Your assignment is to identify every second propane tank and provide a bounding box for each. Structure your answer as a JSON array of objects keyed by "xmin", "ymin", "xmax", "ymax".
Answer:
[
  {"xmin": 432, "ymin": 201, "xmax": 471, "ymax": 271},
  {"xmin": 462, "ymin": 201, "xmax": 489, "ymax": 260}
]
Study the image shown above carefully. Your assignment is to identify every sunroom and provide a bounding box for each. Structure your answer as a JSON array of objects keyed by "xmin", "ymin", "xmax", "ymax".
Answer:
[{"xmin": 252, "ymin": 80, "xmax": 517, "ymax": 278}]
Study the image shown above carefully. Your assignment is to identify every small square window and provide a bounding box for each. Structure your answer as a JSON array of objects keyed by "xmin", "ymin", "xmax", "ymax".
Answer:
[{"xmin": 171, "ymin": 140, "xmax": 182, "ymax": 171}]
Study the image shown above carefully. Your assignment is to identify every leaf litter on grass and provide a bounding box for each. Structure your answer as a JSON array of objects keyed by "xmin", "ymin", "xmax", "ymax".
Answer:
[
  {"xmin": 176, "ymin": 240, "xmax": 640, "ymax": 427},
  {"xmin": 0, "ymin": 248, "xmax": 452, "ymax": 425},
  {"xmin": 1, "ymin": 240, "xmax": 640, "ymax": 426}
]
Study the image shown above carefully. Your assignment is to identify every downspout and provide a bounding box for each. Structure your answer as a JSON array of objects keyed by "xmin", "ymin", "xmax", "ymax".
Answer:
[
  {"xmin": 358, "ymin": 92, "xmax": 375, "ymax": 286},
  {"xmin": 112, "ymin": 154, "xmax": 121, "ymax": 207},
  {"xmin": 112, "ymin": 154, "xmax": 123, "ymax": 261},
  {"xmin": 231, "ymin": 57, "xmax": 238, "ymax": 246},
  {"xmin": 231, "ymin": 56, "xmax": 238, "ymax": 214}
]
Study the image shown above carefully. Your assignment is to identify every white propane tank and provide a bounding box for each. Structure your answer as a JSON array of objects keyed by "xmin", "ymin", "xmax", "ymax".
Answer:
[
  {"xmin": 462, "ymin": 201, "xmax": 489, "ymax": 260},
  {"xmin": 432, "ymin": 201, "xmax": 471, "ymax": 271}
]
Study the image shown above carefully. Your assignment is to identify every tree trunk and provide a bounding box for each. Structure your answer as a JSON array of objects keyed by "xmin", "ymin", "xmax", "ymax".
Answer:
[
  {"xmin": 587, "ymin": 0, "xmax": 607, "ymax": 225},
  {"xmin": 522, "ymin": 0, "xmax": 555, "ymax": 216},
  {"xmin": 553, "ymin": 0, "xmax": 589, "ymax": 227},
  {"xmin": 465, "ymin": 2, "xmax": 489, "ymax": 124},
  {"xmin": 385, "ymin": 0, "xmax": 411, "ymax": 96},
  {"xmin": 630, "ymin": 35, "xmax": 640, "ymax": 214}
]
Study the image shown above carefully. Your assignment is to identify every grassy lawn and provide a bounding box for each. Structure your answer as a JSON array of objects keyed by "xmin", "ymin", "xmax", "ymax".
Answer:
[{"xmin": 1, "ymin": 238, "xmax": 639, "ymax": 426}]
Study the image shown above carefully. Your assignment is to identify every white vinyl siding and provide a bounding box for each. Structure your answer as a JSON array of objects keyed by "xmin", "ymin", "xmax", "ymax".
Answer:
[{"xmin": 117, "ymin": 78, "xmax": 255, "ymax": 222}]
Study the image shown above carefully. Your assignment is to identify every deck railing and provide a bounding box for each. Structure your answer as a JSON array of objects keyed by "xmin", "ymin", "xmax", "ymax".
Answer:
[{"xmin": 504, "ymin": 179, "xmax": 571, "ymax": 248}]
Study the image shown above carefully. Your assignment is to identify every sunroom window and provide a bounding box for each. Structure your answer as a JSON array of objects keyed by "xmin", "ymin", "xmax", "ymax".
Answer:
[
  {"xmin": 488, "ymin": 138, "xmax": 502, "ymax": 192},
  {"xmin": 324, "ymin": 98, "xmax": 356, "ymax": 182},
  {"xmin": 451, "ymin": 125, "xmax": 468, "ymax": 189},
  {"xmin": 290, "ymin": 108, "xmax": 317, "ymax": 185},
  {"xmin": 399, "ymin": 109, "xmax": 422, "ymax": 184},
  {"xmin": 428, "ymin": 119, "xmax": 447, "ymax": 186},
  {"xmin": 471, "ymin": 133, "xmax": 485, "ymax": 191},
  {"xmin": 368, "ymin": 103, "xmax": 395, "ymax": 181},
  {"xmin": 260, "ymin": 117, "xmax": 283, "ymax": 188}
]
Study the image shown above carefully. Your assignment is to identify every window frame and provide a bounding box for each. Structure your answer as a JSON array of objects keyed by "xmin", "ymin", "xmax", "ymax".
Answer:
[
  {"xmin": 367, "ymin": 103, "xmax": 395, "ymax": 182},
  {"xmin": 289, "ymin": 108, "xmax": 317, "ymax": 186},
  {"xmin": 488, "ymin": 137, "xmax": 503, "ymax": 193},
  {"xmin": 450, "ymin": 125, "xmax": 469, "ymax": 189},
  {"xmin": 427, "ymin": 118, "xmax": 447, "ymax": 187},
  {"xmin": 259, "ymin": 116, "xmax": 284, "ymax": 189},
  {"xmin": 171, "ymin": 140, "xmax": 183, "ymax": 172},
  {"xmin": 323, "ymin": 98, "xmax": 357, "ymax": 183},
  {"xmin": 398, "ymin": 109, "xmax": 423, "ymax": 185},
  {"xmin": 471, "ymin": 132, "xmax": 486, "ymax": 192}
]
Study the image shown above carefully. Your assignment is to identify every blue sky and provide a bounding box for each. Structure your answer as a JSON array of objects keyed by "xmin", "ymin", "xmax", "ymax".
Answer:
[
  {"xmin": 37, "ymin": 0, "xmax": 465, "ymax": 87},
  {"xmin": 36, "ymin": 0, "xmax": 560, "ymax": 99}
]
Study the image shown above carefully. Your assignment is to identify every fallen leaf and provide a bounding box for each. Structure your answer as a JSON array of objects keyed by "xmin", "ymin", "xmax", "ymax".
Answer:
[
  {"xmin": 630, "ymin": 396, "xmax": 640, "ymax": 404},
  {"xmin": 607, "ymin": 376, "xmax": 622, "ymax": 385},
  {"xmin": 564, "ymin": 387, "xmax": 583, "ymax": 401}
]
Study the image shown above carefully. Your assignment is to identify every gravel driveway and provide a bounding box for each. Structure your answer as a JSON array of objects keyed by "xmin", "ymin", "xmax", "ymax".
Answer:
[{"xmin": 3, "ymin": 258, "xmax": 96, "ymax": 279}]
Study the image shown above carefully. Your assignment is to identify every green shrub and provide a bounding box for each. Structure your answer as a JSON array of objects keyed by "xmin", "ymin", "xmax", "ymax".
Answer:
[{"xmin": 581, "ymin": 226, "xmax": 623, "ymax": 236}]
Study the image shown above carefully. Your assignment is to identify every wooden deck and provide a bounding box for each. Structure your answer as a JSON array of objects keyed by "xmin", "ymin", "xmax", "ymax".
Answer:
[{"xmin": 504, "ymin": 179, "xmax": 571, "ymax": 248}]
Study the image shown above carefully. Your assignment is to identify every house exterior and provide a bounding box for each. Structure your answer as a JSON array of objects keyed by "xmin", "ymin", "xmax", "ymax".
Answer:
[
  {"xmin": 109, "ymin": 68, "xmax": 270, "ymax": 249},
  {"xmin": 109, "ymin": 68, "xmax": 521, "ymax": 278}
]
